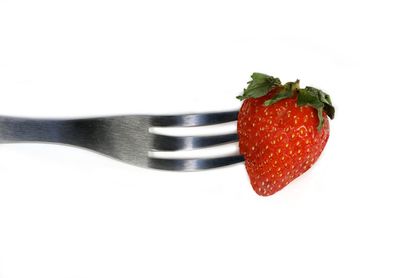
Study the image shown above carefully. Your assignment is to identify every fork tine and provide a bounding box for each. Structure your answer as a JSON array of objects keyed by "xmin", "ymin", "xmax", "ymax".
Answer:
[
  {"xmin": 150, "ymin": 110, "xmax": 238, "ymax": 127},
  {"xmin": 148, "ymin": 155, "xmax": 244, "ymax": 171},
  {"xmin": 151, "ymin": 133, "xmax": 238, "ymax": 151}
]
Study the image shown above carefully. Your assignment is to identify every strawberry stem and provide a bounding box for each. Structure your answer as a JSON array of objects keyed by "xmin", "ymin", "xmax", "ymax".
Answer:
[{"xmin": 264, "ymin": 80, "xmax": 299, "ymax": 106}]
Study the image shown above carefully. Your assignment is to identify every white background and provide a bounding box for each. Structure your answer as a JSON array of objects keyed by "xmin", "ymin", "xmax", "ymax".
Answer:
[{"xmin": 1, "ymin": 0, "xmax": 399, "ymax": 277}]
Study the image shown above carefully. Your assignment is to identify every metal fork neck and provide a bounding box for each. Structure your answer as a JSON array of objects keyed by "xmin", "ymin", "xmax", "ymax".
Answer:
[{"xmin": 0, "ymin": 115, "xmax": 153, "ymax": 166}]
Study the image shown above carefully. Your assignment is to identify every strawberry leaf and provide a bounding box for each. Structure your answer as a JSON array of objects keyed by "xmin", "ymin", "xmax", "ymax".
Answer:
[
  {"xmin": 317, "ymin": 90, "xmax": 335, "ymax": 120},
  {"xmin": 298, "ymin": 86, "xmax": 335, "ymax": 131},
  {"xmin": 237, "ymin": 73, "xmax": 281, "ymax": 101}
]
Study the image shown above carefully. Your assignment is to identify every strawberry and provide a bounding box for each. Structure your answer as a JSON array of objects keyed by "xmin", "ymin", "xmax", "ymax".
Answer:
[{"xmin": 237, "ymin": 73, "xmax": 335, "ymax": 196}]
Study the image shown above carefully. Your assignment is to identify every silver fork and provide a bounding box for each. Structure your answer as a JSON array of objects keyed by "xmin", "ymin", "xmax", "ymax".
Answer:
[{"xmin": 0, "ymin": 111, "xmax": 244, "ymax": 171}]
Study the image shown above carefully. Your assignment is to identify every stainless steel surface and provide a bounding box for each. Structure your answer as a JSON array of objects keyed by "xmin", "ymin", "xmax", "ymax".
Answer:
[{"xmin": 0, "ymin": 111, "xmax": 244, "ymax": 171}]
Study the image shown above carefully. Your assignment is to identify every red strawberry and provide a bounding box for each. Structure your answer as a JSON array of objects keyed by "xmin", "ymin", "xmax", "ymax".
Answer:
[{"xmin": 237, "ymin": 73, "xmax": 334, "ymax": 196}]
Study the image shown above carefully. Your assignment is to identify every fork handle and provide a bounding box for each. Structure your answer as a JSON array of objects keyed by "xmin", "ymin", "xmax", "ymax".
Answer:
[
  {"xmin": 0, "ymin": 116, "xmax": 70, "ymax": 144},
  {"xmin": 0, "ymin": 116, "xmax": 90, "ymax": 145}
]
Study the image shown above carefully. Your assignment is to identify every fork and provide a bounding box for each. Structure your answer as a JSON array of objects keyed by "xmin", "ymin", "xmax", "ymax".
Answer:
[{"xmin": 0, "ymin": 111, "xmax": 244, "ymax": 171}]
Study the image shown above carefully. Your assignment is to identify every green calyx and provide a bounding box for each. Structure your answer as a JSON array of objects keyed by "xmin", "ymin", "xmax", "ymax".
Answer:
[
  {"xmin": 298, "ymin": 86, "xmax": 335, "ymax": 130},
  {"xmin": 236, "ymin": 73, "xmax": 281, "ymax": 101},
  {"xmin": 237, "ymin": 73, "xmax": 335, "ymax": 131}
]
